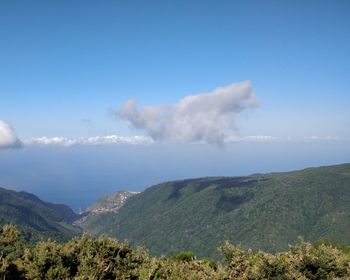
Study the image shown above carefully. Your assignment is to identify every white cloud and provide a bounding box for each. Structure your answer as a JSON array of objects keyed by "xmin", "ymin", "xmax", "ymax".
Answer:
[
  {"xmin": 0, "ymin": 120, "xmax": 22, "ymax": 149},
  {"xmin": 225, "ymin": 135, "xmax": 277, "ymax": 142},
  {"xmin": 303, "ymin": 136, "xmax": 340, "ymax": 142},
  {"xmin": 24, "ymin": 135, "xmax": 153, "ymax": 147},
  {"xmin": 80, "ymin": 135, "xmax": 153, "ymax": 145},
  {"xmin": 24, "ymin": 137, "xmax": 78, "ymax": 147},
  {"xmin": 24, "ymin": 134, "xmax": 280, "ymax": 147},
  {"xmin": 116, "ymin": 81, "xmax": 258, "ymax": 146}
]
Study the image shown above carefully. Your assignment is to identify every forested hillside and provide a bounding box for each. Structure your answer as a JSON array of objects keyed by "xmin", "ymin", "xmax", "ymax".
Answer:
[
  {"xmin": 0, "ymin": 187, "xmax": 80, "ymax": 241},
  {"xmin": 81, "ymin": 163, "xmax": 350, "ymax": 259}
]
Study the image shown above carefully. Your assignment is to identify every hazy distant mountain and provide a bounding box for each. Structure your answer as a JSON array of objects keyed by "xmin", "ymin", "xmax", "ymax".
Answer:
[
  {"xmin": 0, "ymin": 186, "xmax": 80, "ymax": 241},
  {"xmin": 80, "ymin": 163, "xmax": 350, "ymax": 259}
]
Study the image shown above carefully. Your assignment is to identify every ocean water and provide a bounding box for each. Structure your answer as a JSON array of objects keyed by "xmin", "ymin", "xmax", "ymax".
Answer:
[{"xmin": 0, "ymin": 141, "xmax": 349, "ymax": 212}]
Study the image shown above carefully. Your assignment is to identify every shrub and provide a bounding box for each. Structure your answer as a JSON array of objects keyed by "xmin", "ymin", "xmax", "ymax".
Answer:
[
  {"xmin": 0, "ymin": 225, "xmax": 349, "ymax": 279},
  {"xmin": 172, "ymin": 251, "xmax": 196, "ymax": 262}
]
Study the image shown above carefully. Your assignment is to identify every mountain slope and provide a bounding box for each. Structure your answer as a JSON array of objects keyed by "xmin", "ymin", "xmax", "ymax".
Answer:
[
  {"xmin": 81, "ymin": 163, "xmax": 350, "ymax": 259},
  {"xmin": 0, "ymin": 186, "xmax": 80, "ymax": 241},
  {"xmin": 75, "ymin": 191, "xmax": 138, "ymax": 228}
]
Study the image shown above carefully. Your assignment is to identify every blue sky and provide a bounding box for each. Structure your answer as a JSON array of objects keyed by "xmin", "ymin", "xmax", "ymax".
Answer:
[
  {"xmin": 0, "ymin": 0, "xmax": 349, "ymax": 209},
  {"xmin": 1, "ymin": 0, "xmax": 349, "ymax": 139}
]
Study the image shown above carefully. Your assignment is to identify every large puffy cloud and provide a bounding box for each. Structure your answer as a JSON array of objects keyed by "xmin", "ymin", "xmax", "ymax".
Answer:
[
  {"xmin": 116, "ymin": 81, "xmax": 258, "ymax": 146},
  {"xmin": 0, "ymin": 120, "xmax": 22, "ymax": 149}
]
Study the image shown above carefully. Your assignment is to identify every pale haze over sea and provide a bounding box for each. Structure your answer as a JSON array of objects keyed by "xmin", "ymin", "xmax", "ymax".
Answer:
[{"xmin": 1, "ymin": 141, "xmax": 349, "ymax": 211}]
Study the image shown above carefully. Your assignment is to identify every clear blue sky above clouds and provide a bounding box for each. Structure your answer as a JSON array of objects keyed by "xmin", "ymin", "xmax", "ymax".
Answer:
[
  {"xmin": 1, "ymin": 0, "xmax": 349, "ymax": 139},
  {"xmin": 0, "ymin": 0, "xmax": 350, "ymax": 209}
]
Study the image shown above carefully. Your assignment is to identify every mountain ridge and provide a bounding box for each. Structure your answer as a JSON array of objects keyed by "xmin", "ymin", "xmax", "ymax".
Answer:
[
  {"xmin": 79, "ymin": 163, "xmax": 350, "ymax": 259},
  {"xmin": 0, "ymin": 186, "xmax": 81, "ymax": 241}
]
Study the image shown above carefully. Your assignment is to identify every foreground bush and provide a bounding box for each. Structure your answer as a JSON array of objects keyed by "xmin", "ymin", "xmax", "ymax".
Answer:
[
  {"xmin": 219, "ymin": 240, "xmax": 350, "ymax": 279},
  {"xmin": 0, "ymin": 225, "xmax": 349, "ymax": 279}
]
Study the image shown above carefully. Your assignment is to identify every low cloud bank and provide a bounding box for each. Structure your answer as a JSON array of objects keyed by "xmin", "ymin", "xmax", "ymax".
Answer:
[
  {"xmin": 23, "ymin": 134, "xmax": 345, "ymax": 147},
  {"xmin": 304, "ymin": 136, "xmax": 340, "ymax": 141},
  {"xmin": 225, "ymin": 135, "xmax": 277, "ymax": 142},
  {"xmin": 116, "ymin": 81, "xmax": 258, "ymax": 146},
  {"xmin": 24, "ymin": 135, "xmax": 153, "ymax": 147},
  {"xmin": 0, "ymin": 120, "xmax": 22, "ymax": 149}
]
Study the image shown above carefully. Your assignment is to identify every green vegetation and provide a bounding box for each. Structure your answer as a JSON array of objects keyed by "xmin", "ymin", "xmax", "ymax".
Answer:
[
  {"xmin": 0, "ymin": 224, "xmax": 349, "ymax": 279},
  {"xmin": 0, "ymin": 187, "xmax": 80, "ymax": 242},
  {"xmin": 1, "ymin": 162, "xmax": 350, "ymax": 278},
  {"xmin": 80, "ymin": 163, "xmax": 350, "ymax": 259}
]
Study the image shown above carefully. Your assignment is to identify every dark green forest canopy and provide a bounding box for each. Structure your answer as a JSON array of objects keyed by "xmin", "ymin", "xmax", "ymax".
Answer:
[
  {"xmin": 0, "ymin": 187, "xmax": 80, "ymax": 242},
  {"xmin": 0, "ymin": 163, "xmax": 349, "ymax": 265},
  {"xmin": 80, "ymin": 163, "xmax": 350, "ymax": 259},
  {"xmin": 1, "ymin": 224, "xmax": 349, "ymax": 279}
]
